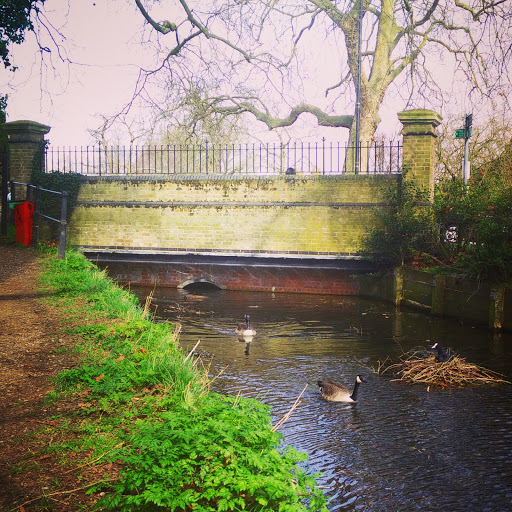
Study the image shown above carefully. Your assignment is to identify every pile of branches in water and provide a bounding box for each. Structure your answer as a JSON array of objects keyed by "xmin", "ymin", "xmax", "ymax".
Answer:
[{"xmin": 374, "ymin": 348, "xmax": 510, "ymax": 387}]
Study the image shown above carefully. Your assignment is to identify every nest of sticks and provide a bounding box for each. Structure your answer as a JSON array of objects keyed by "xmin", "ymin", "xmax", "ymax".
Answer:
[{"xmin": 373, "ymin": 348, "xmax": 511, "ymax": 387}]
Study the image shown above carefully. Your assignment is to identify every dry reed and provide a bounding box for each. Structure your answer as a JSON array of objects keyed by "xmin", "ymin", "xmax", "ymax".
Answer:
[
  {"xmin": 272, "ymin": 384, "xmax": 308, "ymax": 431},
  {"xmin": 373, "ymin": 348, "xmax": 510, "ymax": 387}
]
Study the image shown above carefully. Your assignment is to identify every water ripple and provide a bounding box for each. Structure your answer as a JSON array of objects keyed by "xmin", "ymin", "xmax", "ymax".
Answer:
[{"xmin": 133, "ymin": 287, "xmax": 512, "ymax": 512}]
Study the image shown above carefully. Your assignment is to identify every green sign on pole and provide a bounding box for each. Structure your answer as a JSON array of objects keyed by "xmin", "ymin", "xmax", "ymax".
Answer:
[{"xmin": 455, "ymin": 128, "xmax": 472, "ymax": 139}]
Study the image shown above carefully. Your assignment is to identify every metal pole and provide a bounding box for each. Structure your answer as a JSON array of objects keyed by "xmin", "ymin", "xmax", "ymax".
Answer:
[
  {"xmin": 354, "ymin": 0, "xmax": 363, "ymax": 174},
  {"xmin": 205, "ymin": 139, "xmax": 209, "ymax": 174},
  {"xmin": 322, "ymin": 137, "xmax": 326, "ymax": 174},
  {"xmin": 463, "ymin": 137, "xmax": 470, "ymax": 184},
  {"xmin": 98, "ymin": 142, "xmax": 102, "ymax": 176},
  {"xmin": 463, "ymin": 113, "xmax": 472, "ymax": 184},
  {"xmin": 0, "ymin": 118, "xmax": 8, "ymax": 236},
  {"xmin": 32, "ymin": 186, "xmax": 41, "ymax": 247},
  {"xmin": 58, "ymin": 191, "xmax": 68, "ymax": 260},
  {"xmin": 0, "ymin": 151, "xmax": 8, "ymax": 236}
]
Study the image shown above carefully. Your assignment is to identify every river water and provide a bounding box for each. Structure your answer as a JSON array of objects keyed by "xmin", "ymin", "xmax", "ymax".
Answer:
[{"xmin": 132, "ymin": 285, "xmax": 512, "ymax": 512}]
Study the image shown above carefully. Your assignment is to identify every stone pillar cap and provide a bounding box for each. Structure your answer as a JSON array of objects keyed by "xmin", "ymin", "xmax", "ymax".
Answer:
[
  {"xmin": 398, "ymin": 109, "xmax": 442, "ymax": 126},
  {"xmin": 4, "ymin": 120, "xmax": 51, "ymax": 135},
  {"xmin": 398, "ymin": 109, "xmax": 442, "ymax": 136}
]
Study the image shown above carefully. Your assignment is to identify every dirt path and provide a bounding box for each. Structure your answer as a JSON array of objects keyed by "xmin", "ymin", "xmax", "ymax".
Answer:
[{"xmin": 0, "ymin": 242, "xmax": 89, "ymax": 511}]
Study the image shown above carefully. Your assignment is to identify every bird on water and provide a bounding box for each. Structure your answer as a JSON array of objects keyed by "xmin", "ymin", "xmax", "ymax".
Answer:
[
  {"xmin": 235, "ymin": 314, "xmax": 256, "ymax": 339},
  {"xmin": 317, "ymin": 375, "xmax": 366, "ymax": 402},
  {"xmin": 431, "ymin": 342, "xmax": 451, "ymax": 362}
]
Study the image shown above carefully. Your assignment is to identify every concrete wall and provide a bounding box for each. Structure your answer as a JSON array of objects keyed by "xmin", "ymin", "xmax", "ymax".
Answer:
[{"xmin": 359, "ymin": 266, "xmax": 509, "ymax": 331}]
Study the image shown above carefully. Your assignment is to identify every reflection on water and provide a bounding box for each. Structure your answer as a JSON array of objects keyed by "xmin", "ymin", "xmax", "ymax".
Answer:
[{"xmin": 132, "ymin": 286, "xmax": 512, "ymax": 512}]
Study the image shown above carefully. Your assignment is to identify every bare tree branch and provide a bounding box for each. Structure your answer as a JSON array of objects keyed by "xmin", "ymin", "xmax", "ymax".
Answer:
[
  {"xmin": 101, "ymin": 0, "xmax": 512, "ymax": 149},
  {"xmin": 454, "ymin": 0, "xmax": 509, "ymax": 21},
  {"xmin": 134, "ymin": 0, "xmax": 176, "ymax": 34},
  {"xmin": 177, "ymin": 0, "xmax": 253, "ymax": 62},
  {"xmin": 215, "ymin": 101, "xmax": 353, "ymax": 129}
]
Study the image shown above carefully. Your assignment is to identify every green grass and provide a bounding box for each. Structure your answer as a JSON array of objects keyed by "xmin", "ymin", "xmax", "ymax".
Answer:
[{"xmin": 37, "ymin": 246, "xmax": 327, "ymax": 512}]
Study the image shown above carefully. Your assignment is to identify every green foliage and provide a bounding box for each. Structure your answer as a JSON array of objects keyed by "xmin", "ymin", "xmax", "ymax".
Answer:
[
  {"xmin": 40, "ymin": 248, "xmax": 140, "ymax": 318},
  {"xmin": 55, "ymin": 318, "xmax": 199, "ymax": 405},
  {"xmin": 0, "ymin": 94, "xmax": 7, "ymax": 122},
  {"xmin": 99, "ymin": 393, "xmax": 327, "ymax": 512},
  {"xmin": 361, "ymin": 174, "xmax": 435, "ymax": 266},
  {"xmin": 0, "ymin": 0, "xmax": 45, "ymax": 70},
  {"xmin": 434, "ymin": 178, "xmax": 512, "ymax": 282},
  {"xmin": 39, "ymin": 247, "xmax": 327, "ymax": 511},
  {"xmin": 43, "ymin": 249, "xmax": 199, "ymax": 404},
  {"xmin": 30, "ymin": 168, "xmax": 82, "ymax": 237},
  {"xmin": 362, "ymin": 171, "xmax": 512, "ymax": 283},
  {"xmin": 476, "ymin": 139, "xmax": 512, "ymax": 186}
]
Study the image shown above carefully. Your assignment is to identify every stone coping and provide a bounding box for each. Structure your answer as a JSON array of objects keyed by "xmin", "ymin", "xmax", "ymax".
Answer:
[{"xmin": 77, "ymin": 173, "xmax": 401, "ymax": 183}]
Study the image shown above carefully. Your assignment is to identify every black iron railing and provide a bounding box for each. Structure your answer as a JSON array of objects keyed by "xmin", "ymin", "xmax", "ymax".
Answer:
[{"xmin": 45, "ymin": 140, "xmax": 402, "ymax": 176}]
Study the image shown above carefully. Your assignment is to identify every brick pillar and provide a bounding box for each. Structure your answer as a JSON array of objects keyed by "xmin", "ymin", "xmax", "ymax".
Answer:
[
  {"xmin": 4, "ymin": 120, "xmax": 51, "ymax": 183},
  {"xmin": 397, "ymin": 109, "xmax": 442, "ymax": 198}
]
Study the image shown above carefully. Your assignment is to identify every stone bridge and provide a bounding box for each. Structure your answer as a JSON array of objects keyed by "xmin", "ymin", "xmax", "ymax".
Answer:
[{"xmin": 1, "ymin": 109, "xmax": 441, "ymax": 295}]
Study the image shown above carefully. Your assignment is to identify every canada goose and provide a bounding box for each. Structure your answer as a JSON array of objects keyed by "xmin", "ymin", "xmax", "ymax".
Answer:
[
  {"xmin": 235, "ymin": 314, "xmax": 256, "ymax": 339},
  {"xmin": 431, "ymin": 342, "xmax": 451, "ymax": 362},
  {"xmin": 317, "ymin": 375, "xmax": 366, "ymax": 402}
]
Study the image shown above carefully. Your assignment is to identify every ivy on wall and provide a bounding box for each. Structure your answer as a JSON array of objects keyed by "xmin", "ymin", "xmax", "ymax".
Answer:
[{"xmin": 30, "ymin": 153, "xmax": 82, "ymax": 237}]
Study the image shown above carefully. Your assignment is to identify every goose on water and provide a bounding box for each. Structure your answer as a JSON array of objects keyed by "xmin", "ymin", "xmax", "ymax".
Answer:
[
  {"xmin": 235, "ymin": 314, "xmax": 256, "ymax": 340},
  {"xmin": 317, "ymin": 375, "xmax": 366, "ymax": 402}
]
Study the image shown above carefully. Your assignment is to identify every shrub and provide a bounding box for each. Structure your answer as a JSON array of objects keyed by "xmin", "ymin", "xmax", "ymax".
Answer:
[
  {"xmin": 361, "ymin": 174, "xmax": 435, "ymax": 266},
  {"xmin": 100, "ymin": 393, "xmax": 327, "ymax": 512},
  {"xmin": 434, "ymin": 178, "xmax": 512, "ymax": 282}
]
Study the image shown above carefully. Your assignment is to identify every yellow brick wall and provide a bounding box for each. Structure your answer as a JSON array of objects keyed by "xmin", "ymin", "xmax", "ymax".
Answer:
[
  {"xmin": 68, "ymin": 175, "xmax": 398, "ymax": 257},
  {"xmin": 75, "ymin": 175, "xmax": 390, "ymax": 204}
]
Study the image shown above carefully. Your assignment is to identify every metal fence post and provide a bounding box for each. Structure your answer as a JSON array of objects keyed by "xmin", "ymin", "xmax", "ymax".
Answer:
[
  {"xmin": 205, "ymin": 140, "xmax": 209, "ymax": 174},
  {"xmin": 58, "ymin": 191, "xmax": 68, "ymax": 259},
  {"xmin": 32, "ymin": 185, "xmax": 41, "ymax": 246},
  {"xmin": 98, "ymin": 142, "xmax": 102, "ymax": 177},
  {"xmin": 0, "ymin": 153, "xmax": 8, "ymax": 236}
]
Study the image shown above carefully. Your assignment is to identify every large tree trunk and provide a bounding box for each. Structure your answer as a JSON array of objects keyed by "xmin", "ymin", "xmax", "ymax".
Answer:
[{"xmin": 332, "ymin": 0, "xmax": 394, "ymax": 172}]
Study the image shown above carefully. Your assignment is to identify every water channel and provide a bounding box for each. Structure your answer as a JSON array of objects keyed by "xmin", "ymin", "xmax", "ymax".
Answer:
[{"xmin": 131, "ymin": 285, "xmax": 512, "ymax": 512}]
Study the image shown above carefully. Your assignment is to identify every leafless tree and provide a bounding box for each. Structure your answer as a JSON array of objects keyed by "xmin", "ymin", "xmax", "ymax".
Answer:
[
  {"xmin": 125, "ymin": 0, "xmax": 511, "ymax": 154},
  {"xmin": 436, "ymin": 111, "xmax": 512, "ymax": 182}
]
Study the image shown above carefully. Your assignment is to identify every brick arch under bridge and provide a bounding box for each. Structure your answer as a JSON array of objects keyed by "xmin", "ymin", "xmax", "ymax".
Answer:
[{"xmin": 86, "ymin": 252, "xmax": 366, "ymax": 295}]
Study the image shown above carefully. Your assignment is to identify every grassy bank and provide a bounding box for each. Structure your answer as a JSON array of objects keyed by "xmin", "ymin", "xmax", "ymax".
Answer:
[{"xmin": 37, "ymin": 247, "xmax": 327, "ymax": 511}]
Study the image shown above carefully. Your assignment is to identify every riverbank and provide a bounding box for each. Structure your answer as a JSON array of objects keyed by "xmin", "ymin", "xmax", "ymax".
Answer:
[{"xmin": 0, "ymin": 241, "xmax": 327, "ymax": 511}]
